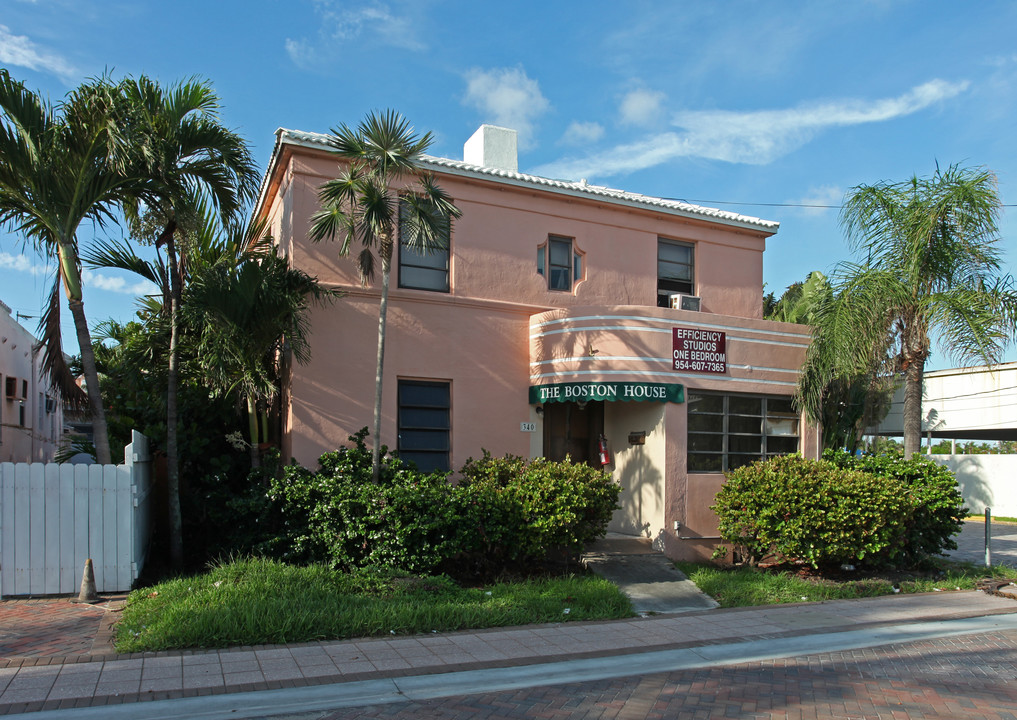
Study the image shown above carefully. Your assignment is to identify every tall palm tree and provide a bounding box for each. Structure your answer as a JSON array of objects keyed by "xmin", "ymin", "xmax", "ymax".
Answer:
[
  {"xmin": 119, "ymin": 76, "xmax": 257, "ymax": 567},
  {"xmin": 309, "ymin": 110, "xmax": 461, "ymax": 482},
  {"xmin": 800, "ymin": 164, "xmax": 1017, "ymax": 456},
  {"xmin": 0, "ymin": 70, "xmax": 147, "ymax": 464}
]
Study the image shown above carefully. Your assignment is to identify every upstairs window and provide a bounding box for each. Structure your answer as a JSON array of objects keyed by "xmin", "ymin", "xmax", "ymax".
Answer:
[
  {"xmin": 538, "ymin": 235, "xmax": 584, "ymax": 292},
  {"xmin": 657, "ymin": 238, "xmax": 694, "ymax": 307},
  {"xmin": 398, "ymin": 199, "xmax": 450, "ymax": 292}
]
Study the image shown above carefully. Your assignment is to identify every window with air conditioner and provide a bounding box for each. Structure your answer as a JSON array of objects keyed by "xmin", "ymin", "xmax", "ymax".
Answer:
[{"xmin": 657, "ymin": 238, "xmax": 694, "ymax": 308}]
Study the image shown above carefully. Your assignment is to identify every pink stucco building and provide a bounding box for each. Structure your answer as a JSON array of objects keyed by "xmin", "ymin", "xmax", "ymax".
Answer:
[{"xmin": 254, "ymin": 124, "xmax": 818, "ymax": 561}]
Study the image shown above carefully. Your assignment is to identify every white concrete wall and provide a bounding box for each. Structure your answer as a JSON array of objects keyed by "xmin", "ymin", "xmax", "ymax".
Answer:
[
  {"xmin": 931, "ymin": 454, "xmax": 1017, "ymax": 516},
  {"xmin": 606, "ymin": 402, "xmax": 666, "ymax": 538}
]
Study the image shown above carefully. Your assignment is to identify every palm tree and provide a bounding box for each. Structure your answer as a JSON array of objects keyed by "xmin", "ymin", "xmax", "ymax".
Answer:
[
  {"xmin": 800, "ymin": 164, "xmax": 1017, "ymax": 456},
  {"xmin": 119, "ymin": 76, "xmax": 257, "ymax": 567},
  {"xmin": 0, "ymin": 70, "xmax": 147, "ymax": 464},
  {"xmin": 309, "ymin": 110, "xmax": 461, "ymax": 482},
  {"xmin": 185, "ymin": 223, "xmax": 339, "ymax": 469}
]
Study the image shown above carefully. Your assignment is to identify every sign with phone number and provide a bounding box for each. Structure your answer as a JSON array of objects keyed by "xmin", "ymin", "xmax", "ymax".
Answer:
[{"xmin": 672, "ymin": 327, "xmax": 727, "ymax": 374}]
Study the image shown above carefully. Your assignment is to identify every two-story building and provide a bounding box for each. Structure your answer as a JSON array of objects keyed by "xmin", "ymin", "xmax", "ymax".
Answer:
[
  {"xmin": 254, "ymin": 124, "xmax": 818, "ymax": 561},
  {"xmin": 0, "ymin": 300, "xmax": 64, "ymax": 463}
]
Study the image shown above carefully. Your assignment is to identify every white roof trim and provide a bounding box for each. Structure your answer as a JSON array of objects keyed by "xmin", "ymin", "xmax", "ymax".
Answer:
[{"xmin": 257, "ymin": 128, "xmax": 780, "ymax": 234}]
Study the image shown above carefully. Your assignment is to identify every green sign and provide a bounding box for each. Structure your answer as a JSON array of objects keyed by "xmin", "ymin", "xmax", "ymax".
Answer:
[{"xmin": 529, "ymin": 382, "xmax": 684, "ymax": 404}]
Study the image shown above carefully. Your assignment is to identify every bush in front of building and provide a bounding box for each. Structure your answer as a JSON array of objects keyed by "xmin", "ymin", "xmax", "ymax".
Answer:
[
  {"xmin": 458, "ymin": 451, "xmax": 621, "ymax": 562},
  {"xmin": 713, "ymin": 454, "xmax": 911, "ymax": 568},
  {"xmin": 823, "ymin": 449, "xmax": 967, "ymax": 564},
  {"xmin": 268, "ymin": 432, "xmax": 620, "ymax": 578}
]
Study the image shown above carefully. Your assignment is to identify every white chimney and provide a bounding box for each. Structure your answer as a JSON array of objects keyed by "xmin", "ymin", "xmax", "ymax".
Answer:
[{"xmin": 464, "ymin": 125, "xmax": 518, "ymax": 172}]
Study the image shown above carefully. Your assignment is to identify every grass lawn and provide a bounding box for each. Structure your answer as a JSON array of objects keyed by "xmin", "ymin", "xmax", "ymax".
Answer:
[
  {"xmin": 675, "ymin": 560, "xmax": 1016, "ymax": 608},
  {"xmin": 115, "ymin": 557, "xmax": 634, "ymax": 652}
]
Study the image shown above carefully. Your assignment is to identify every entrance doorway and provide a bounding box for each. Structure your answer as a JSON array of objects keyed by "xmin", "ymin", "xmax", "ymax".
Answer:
[{"xmin": 543, "ymin": 401, "xmax": 605, "ymax": 465}]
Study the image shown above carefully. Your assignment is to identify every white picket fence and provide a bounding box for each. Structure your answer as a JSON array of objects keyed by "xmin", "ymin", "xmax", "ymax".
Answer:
[{"xmin": 0, "ymin": 431, "xmax": 152, "ymax": 597}]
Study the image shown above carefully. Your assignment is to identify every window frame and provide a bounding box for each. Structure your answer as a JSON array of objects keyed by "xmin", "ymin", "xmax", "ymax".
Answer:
[
  {"xmin": 657, "ymin": 237, "xmax": 695, "ymax": 308},
  {"xmin": 397, "ymin": 379, "xmax": 451, "ymax": 473},
  {"xmin": 686, "ymin": 391, "xmax": 799, "ymax": 472},
  {"xmin": 397, "ymin": 199, "xmax": 451, "ymax": 293},
  {"xmin": 538, "ymin": 235, "xmax": 584, "ymax": 292}
]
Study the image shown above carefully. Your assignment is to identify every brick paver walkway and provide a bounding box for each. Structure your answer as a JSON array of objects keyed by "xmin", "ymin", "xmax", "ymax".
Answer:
[
  {"xmin": 305, "ymin": 630, "xmax": 1017, "ymax": 719},
  {"xmin": 0, "ymin": 599, "xmax": 118, "ymax": 659}
]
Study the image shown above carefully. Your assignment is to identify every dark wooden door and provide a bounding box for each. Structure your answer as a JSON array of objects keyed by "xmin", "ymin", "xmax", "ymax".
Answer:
[{"xmin": 543, "ymin": 401, "xmax": 605, "ymax": 465}]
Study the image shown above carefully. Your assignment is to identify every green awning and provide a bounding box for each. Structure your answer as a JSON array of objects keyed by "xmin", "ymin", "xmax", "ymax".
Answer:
[{"xmin": 530, "ymin": 382, "xmax": 684, "ymax": 404}]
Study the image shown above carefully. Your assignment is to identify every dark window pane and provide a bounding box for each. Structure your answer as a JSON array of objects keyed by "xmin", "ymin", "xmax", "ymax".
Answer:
[
  {"xmin": 399, "ymin": 382, "xmax": 450, "ymax": 407},
  {"xmin": 729, "ymin": 396, "xmax": 762, "ymax": 415},
  {"xmin": 399, "ymin": 430, "xmax": 450, "ymax": 451},
  {"xmin": 728, "ymin": 454, "xmax": 761, "ymax": 471},
  {"xmin": 688, "ymin": 394, "xmax": 723, "ymax": 413},
  {"xmin": 400, "ymin": 452, "xmax": 448, "ymax": 473},
  {"xmin": 549, "ymin": 267, "xmax": 571, "ymax": 290},
  {"xmin": 688, "ymin": 453, "xmax": 722, "ymax": 472},
  {"xmin": 400, "ymin": 266, "xmax": 447, "ymax": 292},
  {"xmin": 400, "ymin": 407, "xmax": 449, "ymax": 429},
  {"xmin": 767, "ymin": 397, "xmax": 796, "ymax": 415},
  {"xmin": 766, "ymin": 436, "xmax": 800, "ymax": 454},
  {"xmin": 688, "ymin": 434, "xmax": 723, "ymax": 452},
  {"xmin": 729, "ymin": 435, "xmax": 763, "ymax": 454},
  {"xmin": 729, "ymin": 415, "xmax": 762, "ymax": 434},
  {"xmin": 688, "ymin": 414, "xmax": 724, "ymax": 433},
  {"xmin": 658, "ymin": 242, "xmax": 691, "ymax": 263},
  {"xmin": 537, "ymin": 246, "xmax": 545, "ymax": 275}
]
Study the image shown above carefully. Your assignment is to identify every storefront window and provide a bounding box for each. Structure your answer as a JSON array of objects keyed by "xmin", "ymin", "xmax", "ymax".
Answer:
[
  {"xmin": 397, "ymin": 379, "xmax": 451, "ymax": 472},
  {"xmin": 687, "ymin": 392, "xmax": 798, "ymax": 472}
]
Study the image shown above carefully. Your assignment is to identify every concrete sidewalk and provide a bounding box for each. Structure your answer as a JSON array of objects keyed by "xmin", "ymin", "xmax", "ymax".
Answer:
[{"xmin": 1, "ymin": 590, "xmax": 1015, "ymax": 717}]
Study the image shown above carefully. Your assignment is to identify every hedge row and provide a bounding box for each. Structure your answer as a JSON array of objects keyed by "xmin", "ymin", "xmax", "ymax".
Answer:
[{"xmin": 267, "ymin": 431, "xmax": 620, "ymax": 576}]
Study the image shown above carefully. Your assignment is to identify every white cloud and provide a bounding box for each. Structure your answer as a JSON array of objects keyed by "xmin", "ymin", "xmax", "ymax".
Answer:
[
  {"xmin": 561, "ymin": 121, "xmax": 605, "ymax": 146},
  {"xmin": 286, "ymin": 1, "xmax": 424, "ymax": 68},
  {"xmin": 619, "ymin": 88, "xmax": 665, "ymax": 126},
  {"xmin": 0, "ymin": 24, "xmax": 77, "ymax": 82},
  {"xmin": 462, "ymin": 67, "xmax": 550, "ymax": 151},
  {"xmin": 534, "ymin": 80, "xmax": 970, "ymax": 180},
  {"xmin": 0, "ymin": 251, "xmax": 48, "ymax": 275},
  {"xmin": 1, "ymin": 252, "xmax": 155, "ymax": 295},
  {"xmin": 81, "ymin": 268, "xmax": 157, "ymax": 296},
  {"xmin": 792, "ymin": 186, "xmax": 844, "ymax": 217}
]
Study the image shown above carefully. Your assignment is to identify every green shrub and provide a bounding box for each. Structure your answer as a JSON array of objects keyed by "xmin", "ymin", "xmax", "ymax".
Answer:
[
  {"xmin": 269, "ymin": 433, "xmax": 620, "ymax": 577},
  {"xmin": 459, "ymin": 452, "xmax": 621, "ymax": 560},
  {"xmin": 823, "ymin": 449, "xmax": 966, "ymax": 562},
  {"xmin": 713, "ymin": 454, "xmax": 910, "ymax": 568}
]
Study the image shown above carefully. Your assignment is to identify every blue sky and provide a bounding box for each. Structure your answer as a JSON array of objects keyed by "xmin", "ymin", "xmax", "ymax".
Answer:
[{"xmin": 2, "ymin": 0, "xmax": 1016, "ymax": 370}]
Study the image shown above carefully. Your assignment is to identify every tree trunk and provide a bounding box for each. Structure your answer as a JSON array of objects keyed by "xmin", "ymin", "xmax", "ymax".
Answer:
[
  {"xmin": 371, "ymin": 257, "xmax": 391, "ymax": 483},
  {"xmin": 164, "ymin": 226, "xmax": 184, "ymax": 569},
  {"xmin": 59, "ymin": 241, "xmax": 111, "ymax": 465},
  {"xmin": 902, "ymin": 360, "xmax": 924, "ymax": 457},
  {"xmin": 247, "ymin": 395, "xmax": 261, "ymax": 469}
]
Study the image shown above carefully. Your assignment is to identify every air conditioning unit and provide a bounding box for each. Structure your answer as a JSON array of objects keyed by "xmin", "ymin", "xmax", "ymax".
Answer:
[
  {"xmin": 45, "ymin": 397, "xmax": 56, "ymax": 413},
  {"xmin": 669, "ymin": 293, "xmax": 702, "ymax": 312}
]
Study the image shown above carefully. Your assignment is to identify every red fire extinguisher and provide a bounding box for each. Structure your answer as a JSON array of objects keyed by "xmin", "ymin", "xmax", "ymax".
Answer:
[{"xmin": 597, "ymin": 434, "xmax": 611, "ymax": 466}]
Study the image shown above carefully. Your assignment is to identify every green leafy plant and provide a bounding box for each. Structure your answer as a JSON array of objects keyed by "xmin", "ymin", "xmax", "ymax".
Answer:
[
  {"xmin": 713, "ymin": 454, "xmax": 910, "ymax": 568},
  {"xmin": 824, "ymin": 449, "xmax": 966, "ymax": 563}
]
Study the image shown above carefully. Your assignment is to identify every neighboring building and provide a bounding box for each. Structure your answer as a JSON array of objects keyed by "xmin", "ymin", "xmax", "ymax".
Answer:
[
  {"xmin": 0, "ymin": 300, "xmax": 64, "ymax": 463},
  {"xmin": 253, "ymin": 124, "xmax": 818, "ymax": 561}
]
